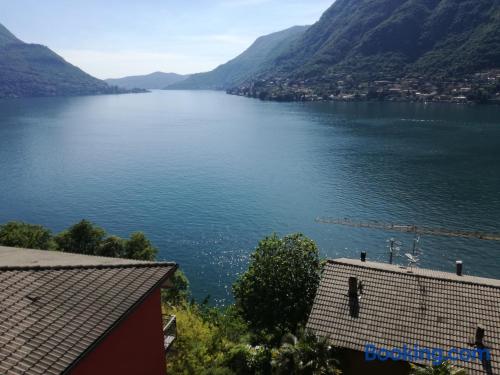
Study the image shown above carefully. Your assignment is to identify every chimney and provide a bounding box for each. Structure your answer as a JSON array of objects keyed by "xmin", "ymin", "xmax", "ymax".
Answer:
[
  {"xmin": 348, "ymin": 277, "xmax": 358, "ymax": 297},
  {"xmin": 360, "ymin": 252, "xmax": 367, "ymax": 262},
  {"xmin": 475, "ymin": 326, "xmax": 485, "ymax": 347},
  {"xmin": 348, "ymin": 276, "xmax": 360, "ymax": 318},
  {"xmin": 456, "ymin": 260, "xmax": 463, "ymax": 276}
]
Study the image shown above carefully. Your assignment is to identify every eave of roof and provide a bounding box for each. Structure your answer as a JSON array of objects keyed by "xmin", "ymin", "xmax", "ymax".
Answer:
[
  {"xmin": 0, "ymin": 245, "xmax": 153, "ymax": 268},
  {"xmin": 0, "ymin": 247, "xmax": 178, "ymax": 375},
  {"xmin": 331, "ymin": 258, "xmax": 500, "ymax": 288},
  {"xmin": 63, "ymin": 262, "xmax": 177, "ymax": 374}
]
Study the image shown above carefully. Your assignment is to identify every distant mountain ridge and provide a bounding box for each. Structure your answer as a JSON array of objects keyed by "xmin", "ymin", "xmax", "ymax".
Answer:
[
  {"xmin": 245, "ymin": 0, "xmax": 500, "ymax": 82},
  {"xmin": 106, "ymin": 72, "xmax": 188, "ymax": 90},
  {"xmin": 0, "ymin": 23, "xmax": 121, "ymax": 98},
  {"xmin": 167, "ymin": 26, "xmax": 308, "ymax": 90},
  {"xmin": 0, "ymin": 23, "xmax": 21, "ymax": 46}
]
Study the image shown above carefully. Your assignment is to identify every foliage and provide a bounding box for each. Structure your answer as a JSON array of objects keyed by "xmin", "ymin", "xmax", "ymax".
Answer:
[
  {"xmin": 271, "ymin": 332, "xmax": 341, "ymax": 375},
  {"xmin": 165, "ymin": 304, "xmax": 235, "ymax": 374},
  {"xmin": 232, "ymin": 0, "xmax": 500, "ymax": 90},
  {"xmin": 233, "ymin": 233, "xmax": 321, "ymax": 341},
  {"xmin": 165, "ymin": 302, "xmax": 273, "ymax": 375},
  {"xmin": 162, "ymin": 269, "xmax": 191, "ymax": 306},
  {"xmin": 199, "ymin": 304, "xmax": 251, "ymax": 346},
  {"xmin": 0, "ymin": 219, "xmax": 158, "ymax": 261},
  {"xmin": 168, "ymin": 26, "xmax": 308, "ymax": 90},
  {"xmin": 124, "ymin": 232, "xmax": 157, "ymax": 260},
  {"xmin": 55, "ymin": 220, "xmax": 106, "ymax": 255},
  {"xmin": 98, "ymin": 236, "xmax": 126, "ymax": 258},
  {"xmin": 410, "ymin": 361, "xmax": 467, "ymax": 375},
  {"xmin": 223, "ymin": 344, "xmax": 272, "ymax": 375},
  {"xmin": 0, "ymin": 23, "xmax": 125, "ymax": 98},
  {"xmin": 105, "ymin": 72, "xmax": 187, "ymax": 90},
  {"xmin": 0, "ymin": 221, "xmax": 55, "ymax": 250}
]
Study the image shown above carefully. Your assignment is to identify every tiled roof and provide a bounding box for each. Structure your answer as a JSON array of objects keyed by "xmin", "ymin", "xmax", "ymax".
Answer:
[
  {"xmin": 0, "ymin": 246, "xmax": 151, "ymax": 268},
  {"xmin": 307, "ymin": 258, "xmax": 500, "ymax": 374},
  {"xmin": 0, "ymin": 246, "xmax": 176, "ymax": 375}
]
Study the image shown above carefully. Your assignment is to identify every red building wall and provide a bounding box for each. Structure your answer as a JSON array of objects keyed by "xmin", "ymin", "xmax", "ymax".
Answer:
[{"xmin": 70, "ymin": 287, "xmax": 166, "ymax": 375}]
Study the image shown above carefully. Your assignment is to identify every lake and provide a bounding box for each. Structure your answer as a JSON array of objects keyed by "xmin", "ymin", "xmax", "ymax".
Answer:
[{"xmin": 1, "ymin": 90, "xmax": 499, "ymax": 303}]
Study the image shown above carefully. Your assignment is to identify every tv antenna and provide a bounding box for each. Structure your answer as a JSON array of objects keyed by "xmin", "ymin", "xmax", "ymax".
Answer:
[
  {"xmin": 404, "ymin": 253, "xmax": 419, "ymax": 269},
  {"xmin": 316, "ymin": 217, "xmax": 500, "ymax": 268},
  {"xmin": 387, "ymin": 238, "xmax": 402, "ymax": 264}
]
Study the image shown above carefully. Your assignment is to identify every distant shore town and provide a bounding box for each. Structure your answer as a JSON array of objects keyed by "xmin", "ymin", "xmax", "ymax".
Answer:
[{"xmin": 227, "ymin": 69, "xmax": 500, "ymax": 105}]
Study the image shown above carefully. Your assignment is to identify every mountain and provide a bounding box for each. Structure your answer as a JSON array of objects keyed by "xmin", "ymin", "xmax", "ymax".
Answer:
[
  {"xmin": 249, "ymin": 0, "xmax": 500, "ymax": 82},
  {"xmin": 167, "ymin": 26, "xmax": 308, "ymax": 90},
  {"xmin": 0, "ymin": 23, "xmax": 119, "ymax": 98},
  {"xmin": 105, "ymin": 72, "xmax": 188, "ymax": 90},
  {"xmin": 0, "ymin": 23, "xmax": 21, "ymax": 46}
]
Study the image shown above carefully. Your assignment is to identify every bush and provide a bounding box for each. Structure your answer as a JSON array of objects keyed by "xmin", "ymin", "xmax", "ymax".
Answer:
[{"xmin": 165, "ymin": 305, "xmax": 230, "ymax": 374}]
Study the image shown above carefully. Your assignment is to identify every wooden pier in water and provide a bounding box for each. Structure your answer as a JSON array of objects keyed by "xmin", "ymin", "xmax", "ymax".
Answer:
[{"xmin": 316, "ymin": 217, "xmax": 500, "ymax": 241}]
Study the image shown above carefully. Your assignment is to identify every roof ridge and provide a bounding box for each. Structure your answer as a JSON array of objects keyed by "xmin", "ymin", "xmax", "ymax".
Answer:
[
  {"xmin": 328, "ymin": 258, "xmax": 500, "ymax": 289},
  {"xmin": 0, "ymin": 262, "xmax": 177, "ymax": 272}
]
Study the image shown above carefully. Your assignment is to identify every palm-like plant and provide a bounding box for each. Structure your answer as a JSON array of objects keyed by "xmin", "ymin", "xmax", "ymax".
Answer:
[
  {"xmin": 410, "ymin": 361, "xmax": 467, "ymax": 375},
  {"xmin": 272, "ymin": 332, "xmax": 341, "ymax": 375}
]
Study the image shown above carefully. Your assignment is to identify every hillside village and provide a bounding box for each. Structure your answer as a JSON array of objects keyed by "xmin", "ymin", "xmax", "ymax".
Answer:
[{"xmin": 228, "ymin": 70, "xmax": 500, "ymax": 104}]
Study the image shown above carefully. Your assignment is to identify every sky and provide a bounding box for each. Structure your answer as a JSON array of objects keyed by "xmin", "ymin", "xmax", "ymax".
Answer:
[{"xmin": 0, "ymin": 0, "xmax": 333, "ymax": 79}]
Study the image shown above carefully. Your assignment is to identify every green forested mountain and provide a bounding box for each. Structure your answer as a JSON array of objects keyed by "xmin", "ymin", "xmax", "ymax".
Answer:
[
  {"xmin": 167, "ymin": 26, "xmax": 308, "ymax": 90},
  {"xmin": 106, "ymin": 72, "xmax": 188, "ymax": 90},
  {"xmin": 0, "ymin": 23, "xmax": 116, "ymax": 98},
  {"xmin": 254, "ymin": 0, "xmax": 500, "ymax": 82}
]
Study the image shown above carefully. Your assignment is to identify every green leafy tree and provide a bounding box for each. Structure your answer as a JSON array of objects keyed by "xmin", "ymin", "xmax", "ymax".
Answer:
[
  {"xmin": 55, "ymin": 219, "xmax": 106, "ymax": 255},
  {"xmin": 410, "ymin": 361, "xmax": 467, "ymax": 375},
  {"xmin": 166, "ymin": 305, "xmax": 231, "ymax": 374},
  {"xmin": 124, "ymin": 232, "xmax": 158, "ymax": 261},
  {"xmin": 98, "ymin": 236, "xmax": 125, "ymax": 258},
  {"xmin": 162, "ymin": 269, "xmax": 190, "ymax": 306},
  {"xmin": 0, "ymin": 221, "xmax": 55, "ymax": 250},
  {"xmin": 233, "ymin": 233, "xmax": 321, "ymax": 340}
]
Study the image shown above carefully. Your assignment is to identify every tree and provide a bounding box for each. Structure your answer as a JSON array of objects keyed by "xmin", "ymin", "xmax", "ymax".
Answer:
[
  {"xmin": 124, "ymin": 232, "xmax": 157, "ymax": 261},
  {"xmin": 410, "ymin": 362, "xmax": 467, "ymax": 375},
  {"xmin": 166, "ymin": 305, "xmax": 231, "ymax": 374},
  {"xmin": 162, "ymin": 269, "xmax": 190, "ymax": 306},
  {"xmin": 0, "ymin": 219, "xmax": 160, "ymax": 262},
  {"xmin": 0, "ymin": 221, "xmax": 55, "ymax": 250},
  {"xmin": 98, "ymin": 236, "xmax": 125, "ymax": 258},
  {"xmin": 233, "ymin": 233, "xmax": 321, "ymax": 340},
  {"xmin": 54, "ymin": 220, "xmax": 106, "ymax": 255}
]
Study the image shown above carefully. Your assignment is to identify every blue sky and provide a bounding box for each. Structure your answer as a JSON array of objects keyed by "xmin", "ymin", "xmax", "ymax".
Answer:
[{"xmin": 0, "ymin": 0, "xmax": 333, "ymax": 79}]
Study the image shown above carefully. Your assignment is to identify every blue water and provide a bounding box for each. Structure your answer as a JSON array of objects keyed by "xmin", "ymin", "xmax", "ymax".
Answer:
[{"xmin": 1, "ymin": 90, "xmax": 499, "ymax": 303}]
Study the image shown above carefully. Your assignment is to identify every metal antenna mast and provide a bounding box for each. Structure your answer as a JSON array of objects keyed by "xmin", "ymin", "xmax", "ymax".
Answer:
[{"xmin": 316, "ymin": 217, "xmax": 499, "ymax": 268}]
